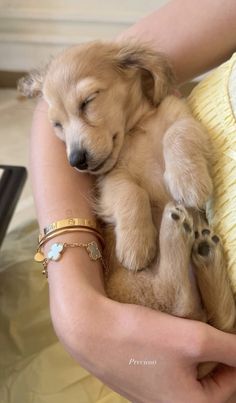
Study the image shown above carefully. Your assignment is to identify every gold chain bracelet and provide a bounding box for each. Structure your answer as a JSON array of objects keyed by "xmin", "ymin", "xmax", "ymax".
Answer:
[
  {"xmin": 34, "ymin": 240, "xmax": 106, "ymax": 278},
  {"xmin": 35, "ymin": 218, "xmax": 106, "ymax": 278}
]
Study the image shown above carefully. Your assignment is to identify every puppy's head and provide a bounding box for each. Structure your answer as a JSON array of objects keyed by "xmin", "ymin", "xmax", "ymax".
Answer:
[{"xmin": 19, "ymin": 41, "xmax": 174, "ymax": 174}]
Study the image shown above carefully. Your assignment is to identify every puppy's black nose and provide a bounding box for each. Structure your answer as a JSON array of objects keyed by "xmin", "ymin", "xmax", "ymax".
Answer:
[{"xmin": 69, "ymin": 149, "xmax": 88, "ymax": 170}]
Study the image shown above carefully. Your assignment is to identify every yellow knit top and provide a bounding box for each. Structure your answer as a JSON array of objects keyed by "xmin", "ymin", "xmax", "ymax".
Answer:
[{"xmin": 188, "ymin": 53, "xmax": 236, "ymax": 295}]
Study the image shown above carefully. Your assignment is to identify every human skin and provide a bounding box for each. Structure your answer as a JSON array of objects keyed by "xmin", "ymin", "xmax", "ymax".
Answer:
[
  {"xmin": 30, "ymin": 1, "xmax": 236, "ymax": 402},
  {"xmin": 118, "ymin": 0, "xmax": 236, "ymax": 83}
]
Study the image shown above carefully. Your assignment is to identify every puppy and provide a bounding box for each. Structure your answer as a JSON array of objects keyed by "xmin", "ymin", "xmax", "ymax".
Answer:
[{"xmin": 19, "ymin": 41, "xmax": 236, "ymax": 376}]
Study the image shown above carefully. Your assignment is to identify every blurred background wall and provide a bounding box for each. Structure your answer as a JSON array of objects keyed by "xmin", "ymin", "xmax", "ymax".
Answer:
[{"xmin": 0, "ymin": 0, "xmax": 168, "ymax": 73}]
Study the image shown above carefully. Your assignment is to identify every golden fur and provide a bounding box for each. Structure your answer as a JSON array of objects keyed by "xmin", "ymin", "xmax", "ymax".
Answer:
[{"xmin": 19, "ymin": 41, "xmax": 236, "ymax": 377}]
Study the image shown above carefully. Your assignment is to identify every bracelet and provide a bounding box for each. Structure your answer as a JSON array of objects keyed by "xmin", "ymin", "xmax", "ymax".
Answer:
[
  {"xmin": 34, "ymin": 240, "xmax": 106, "ymax": 278},
  {"xmin": 38, "ymin": 227, "xmax": 105, "ymax": 248},
  {"xmin": 35, "ymin": 218, "xmax": 106, "ymax": 278},
  {"xmin": 41, "ymin": 218, "xmax": 99, "ymax": 239}
]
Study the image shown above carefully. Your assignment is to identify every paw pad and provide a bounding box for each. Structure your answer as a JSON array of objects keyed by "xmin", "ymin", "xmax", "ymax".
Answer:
[
  {"xmin": 183, "ymin": 221, "xmax": 192, "ymax": 233},
  {"xmin": 167, "ymin": 203, "xmax": 193, "ymax": 236},
  {"xmin": 171, "ymin": 213, "xmax": 180, "ymax": 220},
  {"xmin": 197, "ymin": 241, "xmax": 210, "ymax": 256},
  {"xmin": 193, "ymin": 225, "xmax": 221, "ymax": 261},
  {"xmin": 212, "ymin": 235, "xmax": 220, "ymax": 244},
  {"xmin": 202, "ymin": 229, "xmax": 210, "ymax": 236}
]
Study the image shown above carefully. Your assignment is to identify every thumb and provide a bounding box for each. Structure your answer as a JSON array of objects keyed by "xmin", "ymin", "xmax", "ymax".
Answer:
[
  {"xmin": 200, "ymin": 365, "xmax": 236, "ymax": 403},
  {"xmin": 201, "ymin": 326, "xmax": 236, "ymax": 368}
]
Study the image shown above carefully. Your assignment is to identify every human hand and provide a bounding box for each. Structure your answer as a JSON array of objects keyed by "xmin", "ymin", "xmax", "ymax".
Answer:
[{"xmin": 59, "ymin": 296, "xmax": 236, "ymax": 403}]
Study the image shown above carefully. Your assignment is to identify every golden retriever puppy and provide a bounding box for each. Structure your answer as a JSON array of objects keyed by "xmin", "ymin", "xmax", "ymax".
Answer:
[{"xmin": 19, "ymin": 42, "xmax": 236, "ymax": 374}]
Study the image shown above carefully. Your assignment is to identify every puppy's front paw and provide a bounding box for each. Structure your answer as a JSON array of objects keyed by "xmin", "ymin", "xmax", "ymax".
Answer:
[
  {"xmin": 164, "ymin": 168, "xmax": 213, "ymax": 209},
  {"xmin": 116, "ymin": 224, "xmax": 157, "ymax": 271}
]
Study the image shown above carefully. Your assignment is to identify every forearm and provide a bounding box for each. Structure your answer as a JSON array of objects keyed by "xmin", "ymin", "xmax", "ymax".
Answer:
[
  {"xmin": 30, "ymin": 100, "xmax": 106, "ymax": 346},
  {"xmin": 119, "ymin": 0, "xmax": 236, "ymax": 83}
]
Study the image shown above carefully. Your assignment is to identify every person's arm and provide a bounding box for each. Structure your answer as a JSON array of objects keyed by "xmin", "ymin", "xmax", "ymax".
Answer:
[
  {"xmin": 31, "ymin": 102, "xmax": 236, "ymax": 403},
  {"xmin": 118, "ymin": 0, "xmax": 236, "ymax": 83},
  {"xmin": 30, "ymin": 1, "xmax": 236, "ymax": 401},
  {"xmin": 30, "ymin": 100, "xmax": 106, "ymax": 349}
]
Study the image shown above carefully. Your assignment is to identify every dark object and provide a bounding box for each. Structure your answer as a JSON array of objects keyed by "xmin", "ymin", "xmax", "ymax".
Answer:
[
  {"xmin": 69, "ymin": 149, "xmax": 88, "ymax": 170},
  {"xmin": 197, "ymin": 241, "xmax": 210, "ymax": 257},
  {"xmin": 0, "ymin": 165, "xmax": 27, "ymax": 247}
]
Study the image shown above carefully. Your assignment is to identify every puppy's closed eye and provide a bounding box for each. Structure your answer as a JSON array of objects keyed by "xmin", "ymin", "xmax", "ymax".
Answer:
[
  {"xmin": 53, "ymin": 121, "xmax": 63, "ymax": 129},
  {"xmin": 79, "ymin": 91, "xmax": 100, "ymax": 113}
]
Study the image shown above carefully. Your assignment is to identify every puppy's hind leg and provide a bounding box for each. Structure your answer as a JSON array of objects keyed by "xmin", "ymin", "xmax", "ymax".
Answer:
[
  {"xmin": 163, "ymin": 118, "xmax": 213, "ymax": 209},
  {"xmin": 154, "ymin": 202, "xmax": 205, "ymax": 321},
  {"xmin": 192, "ymin": 213, "xmax": 236, "ymax": 378},
  {"xmin": 192, "ymin": 218, "xmax": 236, "ymax": 332}
]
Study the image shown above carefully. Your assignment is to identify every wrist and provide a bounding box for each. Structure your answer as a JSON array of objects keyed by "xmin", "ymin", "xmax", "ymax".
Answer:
[{"xmin": 45, "ymin": 230, "xmax": 105, "ymax": 289}]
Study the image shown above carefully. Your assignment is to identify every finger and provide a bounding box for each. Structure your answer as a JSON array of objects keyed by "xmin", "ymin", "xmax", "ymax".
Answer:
[
  {"xmin": 201, "ymin": 326, "xmax": 236, "ymax": 367},
  {"xmin": 200, "ymin": 365, "xmax": 236, "ymax": 402}
]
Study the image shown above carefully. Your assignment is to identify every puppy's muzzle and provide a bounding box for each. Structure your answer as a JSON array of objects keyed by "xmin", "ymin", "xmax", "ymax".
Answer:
[{"xmin": 69, "ymin": 149, "xmax": 88, "ymax": 170}]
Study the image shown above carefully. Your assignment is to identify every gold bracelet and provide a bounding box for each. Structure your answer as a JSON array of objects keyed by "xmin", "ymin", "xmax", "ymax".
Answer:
[
  {"xmin": 38, "ymin": 227, "xmax": 105, "ymax": 248},
  {"xmin": 35, "ymin": 240, "xmax": 105, "ymax": 278},
  {"xmin": 41, "ymin": 218, "xmax": 98, "ymax": 239}
]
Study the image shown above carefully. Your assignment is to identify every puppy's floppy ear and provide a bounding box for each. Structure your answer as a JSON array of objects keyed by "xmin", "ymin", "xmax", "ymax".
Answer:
[
  {"xmin": 17, "ymin": 68, "xmax": 45, "ymax": 98},
  {"xmin": 115, "ymin": 42, "xmax": 175, "ymax": 106}
]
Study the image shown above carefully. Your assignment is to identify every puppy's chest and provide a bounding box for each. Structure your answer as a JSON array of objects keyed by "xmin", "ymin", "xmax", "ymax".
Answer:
[{"xmin": 120, "ymin": 131, "xmax": 169, "ymax": 204}]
